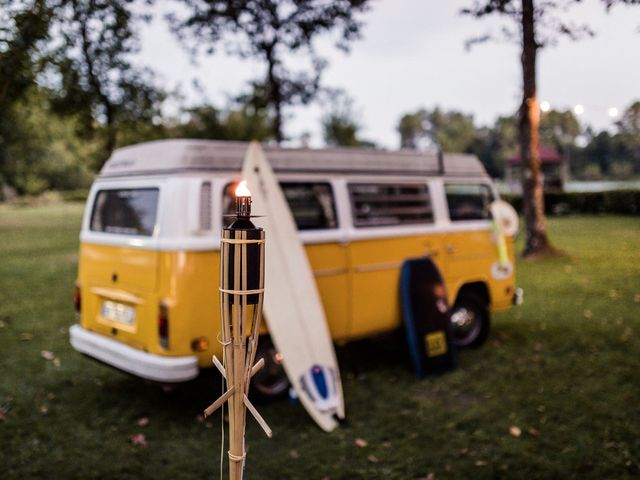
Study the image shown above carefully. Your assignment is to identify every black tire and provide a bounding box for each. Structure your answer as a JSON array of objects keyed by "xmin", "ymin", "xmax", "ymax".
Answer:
[
  {"xmin": 249, "ymin": 336, "xmax": 290, "ymax": 402},
  {"xmin": 450, "ymin": 291, "xmax": 490, "ymax": 349}
]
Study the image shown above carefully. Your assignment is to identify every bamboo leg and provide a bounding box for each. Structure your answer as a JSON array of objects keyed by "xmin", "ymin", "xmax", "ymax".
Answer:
[{"xmin": 228, "ymin": 233, "xmax": 246, "ymax": 480}]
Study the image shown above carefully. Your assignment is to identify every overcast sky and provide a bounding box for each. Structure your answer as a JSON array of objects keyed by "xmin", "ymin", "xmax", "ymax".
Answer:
[{"xmin": 139, "ymin": 0, "xmax": 640, "ymax": 149}]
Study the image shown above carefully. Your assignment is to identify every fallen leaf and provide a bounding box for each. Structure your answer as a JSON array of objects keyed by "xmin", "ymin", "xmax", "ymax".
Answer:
[
  {"xmin": 527, "ymin": 427, "xmax": 540, "ymax": 437},
  {"xmin": 509, "ymin": 425, "xmax": 522, "ymax": 437},
  {"xmin": 20, "ymin": 332, "xmax": 33, "ymax": 341},
  {"xmin": 41, "ymin": 351, "xmax": 55, "ymax": 361},
  {"xmin": 367, "ymin": 455, "xmax": 379, "ymax": 464},
  {"xmin": 53, "ymin": 358, "xmax": 61, "ymax": 367},
  {"xmin": 288, "ymin": 450, "xmax": 299, "ymax": 459},
  {"xmin": 39, "ymin": 406, "xmax": 49, "ymax": 415},
  {"xmin": 130, "ymin": 433, "xmax": 146, "ymax": 446},
  {"xmin": 475, "ymin": 460, "xmax": 488, "ymax": 467},
  {"xmin": 634, "ymin": 294, "xmax": 640, "ymax": 304},
  {"xmin": 0, "ymin": 320, "xmax": 6, "ymax": 328},
  {"xmin": 583, "ymin": 309, "xmax": 592, "ymax": 319},
  {"xmin": 136, "ymin": 416, "xmax": 149, "ymax": 427},
  {"xmin": 0, "ymin": 412, "xmax": 5, "ymax": 421},
  {"xmin": 564, "ymin": 265, "xmax": 572, "ymax": 273},
  {"xmin": 354, "ymin": 438, "xmax": 368, "ymax": 448},
  {"xmin": 608, "ymin": 289, "xmax": 619, "ymax": 299},
  {"xmin": 425, "ymin": 474, "xmax": 435, "ymax": 480},
  {"xmin": 533, "ymin": 342, "xmax": 543, "ymax": 352},
  {"xmin": 195, "ymin": 414, "xmax": 205, "ymax": 424}
]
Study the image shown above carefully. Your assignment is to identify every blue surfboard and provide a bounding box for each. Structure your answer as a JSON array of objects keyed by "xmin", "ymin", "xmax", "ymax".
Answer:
[{"xmin": 400, "ymin": 258, "xmax": 458, "ymax": 378}]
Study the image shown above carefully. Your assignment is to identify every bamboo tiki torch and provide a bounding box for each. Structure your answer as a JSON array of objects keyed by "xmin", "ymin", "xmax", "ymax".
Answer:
[{"xmin": 203, "ymin": 180, "xmax": 272, "ymax": 480}]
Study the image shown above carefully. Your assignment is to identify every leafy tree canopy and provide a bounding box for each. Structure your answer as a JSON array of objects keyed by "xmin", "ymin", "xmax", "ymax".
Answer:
[
  {"xmin": 0, "ymin": 0, "xmax": 52, "ymax": 108},
  {"xmin": 322, "ymin": 92, "xmax": 373, "ymax": 148},
  {"xmin": 539, "ymin": 109, "xmax": 580, "ymax": 153},
  {"xmin": 397, "ymin": 108, "xmax": 476, "ymax": 153},
  {"xmin": 170, "ymin": 0, "xmax": 370, "ymax": 142},
  {"xmin": 46, "ymin": 0, "xmax": 165, "ymax": 166}
]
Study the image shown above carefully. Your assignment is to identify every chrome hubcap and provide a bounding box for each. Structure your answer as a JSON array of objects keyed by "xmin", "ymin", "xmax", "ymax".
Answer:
[{"xmin": 451, "ymin": 307, "xmax": 480, "ymax": 346}]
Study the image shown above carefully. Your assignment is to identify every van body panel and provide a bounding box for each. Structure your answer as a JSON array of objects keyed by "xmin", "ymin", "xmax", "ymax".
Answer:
[
  {"xmin": 157, "ymin": 250, "xmax": 220, "ymax": 365},
  {"xmin": 443, "ymin": 228, "xmax": 494, "ymax": 284},
  {"xmin": 79, "ymin": 243, "xmax": 159, "ymax": 353},
  {"xmin": 306, "ymin": 243, "xmax": 350, "ymax": 340},
  {"xmin": 348, "ymin": 234, "xmax": 447, "ymax": 338}
]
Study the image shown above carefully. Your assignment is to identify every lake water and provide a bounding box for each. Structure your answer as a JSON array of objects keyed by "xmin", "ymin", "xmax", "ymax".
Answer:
[
  {"xmin": 564, "ymin": 180, "xmax": 640, "ymax": 192},
  {"xmin": 496, "ymin": 180, "xmax": 640, "ymax": 194}
]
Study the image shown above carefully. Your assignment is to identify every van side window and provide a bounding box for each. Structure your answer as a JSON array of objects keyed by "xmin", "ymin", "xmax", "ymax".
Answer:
[
  {"xmin": 348, "ymin": 183, "xmax": 433, "ymax": 227},
  {"xmin": 445, "ymin": 184, "xmax": 493, "ymax": 221},
  {"xmin": 90, "ymin": 188, "xmax": 159, "ymax": 236},
  {"xmin": 223, "ymin": 182, "xmax": 338, "ymax": 230}
]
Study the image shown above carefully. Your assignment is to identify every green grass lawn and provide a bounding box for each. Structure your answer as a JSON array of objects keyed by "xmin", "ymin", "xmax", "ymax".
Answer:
[{"xmin": 1, "ymin": 203, "xmax": 639, "ymax": 479}]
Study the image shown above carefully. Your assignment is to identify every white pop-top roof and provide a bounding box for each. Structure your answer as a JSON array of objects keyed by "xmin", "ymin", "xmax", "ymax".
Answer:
[{"xmin": 99, "ymin": 139, "xmax": 489, "ymax": 178}]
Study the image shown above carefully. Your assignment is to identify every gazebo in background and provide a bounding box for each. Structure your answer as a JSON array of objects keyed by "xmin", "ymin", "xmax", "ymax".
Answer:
[{"xmin": 505, "ymin": 144, "xmax": 567, "ymax": 194}]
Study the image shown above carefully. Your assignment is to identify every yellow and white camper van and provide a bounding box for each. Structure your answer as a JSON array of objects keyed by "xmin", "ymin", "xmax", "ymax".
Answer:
[{"xmin": 70, "ymin": 140, "xmax": 520, "ymax": 395}]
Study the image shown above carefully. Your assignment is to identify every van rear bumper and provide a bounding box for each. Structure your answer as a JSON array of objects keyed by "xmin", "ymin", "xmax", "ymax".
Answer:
[{"xmin": 69, "ymin": 324, "xmax": 198, "ymax": 383}]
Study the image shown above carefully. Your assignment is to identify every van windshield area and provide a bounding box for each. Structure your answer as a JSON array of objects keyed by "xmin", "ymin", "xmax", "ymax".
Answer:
[
  {"xmin": 445, "ymin": 184, "xmax": 493, "ymax": 221},
  {"xmin": 90, "ymin": 188, "xmax": 159, "ymax": 236}
]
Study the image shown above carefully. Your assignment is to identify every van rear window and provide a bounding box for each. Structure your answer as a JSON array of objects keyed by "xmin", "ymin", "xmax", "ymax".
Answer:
[
  {"xmin": 90, "ymin": 188, "xmax": 159, "ymax": 236},
  {"xmin": 348, "ymin": 183, "xmax": 433, "ymax": 227},
  {"xmin": 445, "ymin": 184, "xmax": 493, "ymax": 221}
]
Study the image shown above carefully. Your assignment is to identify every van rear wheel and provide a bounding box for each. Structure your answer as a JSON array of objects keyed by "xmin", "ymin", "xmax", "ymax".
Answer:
[
  {"xmin": 250, "ymin": 336, "xmax": 290, "ymax": 402},
  {"xmin": 450, "ymin": 292, "xmax": 490, "ymax": 349}
]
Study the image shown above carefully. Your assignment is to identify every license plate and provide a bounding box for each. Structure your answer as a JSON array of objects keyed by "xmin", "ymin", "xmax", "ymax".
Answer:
[{"xmin": 101, "ymin": 301, "xmax": 136, "ymax": 326}]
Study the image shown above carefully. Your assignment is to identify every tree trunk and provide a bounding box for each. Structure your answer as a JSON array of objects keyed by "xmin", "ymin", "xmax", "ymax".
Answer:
[
  {"xmin": 265, "ymin": 47, "xmax": 284, "ymax": 143},
  {"xmin": 105, "ymin": 118, "xmax": 117, "ymax": 160},
  {"xmin": 99, "ymin": 103, "xmax": 117, "ymax": 169},
  {"xmin": 519, "ymin": 0, "xmax": 555, "ymax": 257}
]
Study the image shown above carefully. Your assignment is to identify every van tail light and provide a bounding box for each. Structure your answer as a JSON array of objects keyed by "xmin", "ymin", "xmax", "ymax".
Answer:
[
  {"xmin": 158, "ymin": 302, "xmax": 169, "ymax": 349},
  {"xmin": 73, "ymin": 284, "xmax": 81, "ymax": 318}
]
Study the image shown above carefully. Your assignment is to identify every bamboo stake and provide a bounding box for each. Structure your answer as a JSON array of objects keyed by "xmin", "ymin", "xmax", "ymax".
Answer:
[{"xmin": 206, "ymin": 195, "xmax": 269, "ymax": 480}]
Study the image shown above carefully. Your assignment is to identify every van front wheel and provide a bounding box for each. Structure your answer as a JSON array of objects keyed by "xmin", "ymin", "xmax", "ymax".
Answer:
[
  {"xmin": 250, "ymin": 336, "xmax": 290, "ymax": 402},
  {"xmin": 450, "ymin": 292, "xmax": 490, "ymax": 349}
]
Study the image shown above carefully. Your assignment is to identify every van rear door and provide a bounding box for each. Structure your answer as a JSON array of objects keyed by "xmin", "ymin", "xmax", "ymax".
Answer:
[{"xmin": 79, "ymin": 186, "xmax": 161, "ymax": 352}]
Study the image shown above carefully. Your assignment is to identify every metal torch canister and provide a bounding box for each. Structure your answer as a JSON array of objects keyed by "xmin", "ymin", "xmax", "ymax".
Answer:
[{"xmin": 219, "ymin": 185, "xmax": 265, "ymax": 480}]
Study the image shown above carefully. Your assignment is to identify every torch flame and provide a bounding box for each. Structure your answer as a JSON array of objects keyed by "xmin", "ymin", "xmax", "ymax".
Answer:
[{"xmin": 235, "ymin": 180, "xmax": 251, "ymax": 197}]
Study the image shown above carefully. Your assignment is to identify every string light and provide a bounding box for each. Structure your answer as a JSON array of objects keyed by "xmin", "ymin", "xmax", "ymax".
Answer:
[{"xmin": 535, "ymin": 100, "xmax": 622, "ymax": 121}]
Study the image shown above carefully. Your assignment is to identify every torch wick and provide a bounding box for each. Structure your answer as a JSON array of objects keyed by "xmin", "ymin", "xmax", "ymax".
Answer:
[{"xmin": 236, "ymin": 196, "xmax": 251, "ymax": 218}]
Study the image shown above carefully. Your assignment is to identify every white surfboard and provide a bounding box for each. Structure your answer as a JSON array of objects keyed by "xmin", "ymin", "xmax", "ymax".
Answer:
[{"xmin": 241, "ymin": 142, "xmax": 345, "ymax": 432}]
